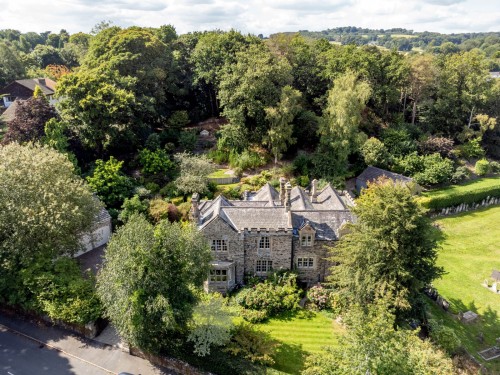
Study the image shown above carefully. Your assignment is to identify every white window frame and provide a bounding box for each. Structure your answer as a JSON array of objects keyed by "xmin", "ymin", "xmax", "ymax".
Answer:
[
  {"xmin": 256, "ymin": 260, "xmax": 273, "ymax": 273},
  {"xmin": 258, "ymin": 236, "xmax": 271, "ymax": 256},
  {"xmin": 297, "ymin": 257, "xmax": 315, "ymax": 269},
  {"xmin": 301, "ymin": 234, "xmax": 313, "ymax": 246},
  {"xmin": 211, "ymin": 239, "xmax": 228, "ymax": 252}
]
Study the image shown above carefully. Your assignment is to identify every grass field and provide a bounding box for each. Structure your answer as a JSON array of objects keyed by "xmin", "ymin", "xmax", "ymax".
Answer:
[
  {"xmin": 432, "ymin": 205, "xmax": 500, "ymax": 370},
  {"xmin": 422, "ymin": 176, "xmax": 500, "ymax": 202},
  {"xmin": 257, "ymin": 310, "xmax": 343, "ymax": 374},
  {"xmin": 208, "ymin": 168, "xmax": 233, "ymax": 178}
]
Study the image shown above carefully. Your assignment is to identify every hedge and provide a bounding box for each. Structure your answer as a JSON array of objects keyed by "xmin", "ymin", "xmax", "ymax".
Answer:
[{"xmin": 418, "ymin": 176, "xmax": 500, "ymax": 211}]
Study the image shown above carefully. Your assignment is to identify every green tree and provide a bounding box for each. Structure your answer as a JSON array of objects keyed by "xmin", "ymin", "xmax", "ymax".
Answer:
[
  {"xmin": 174, "ymin": 152, "xmax": 216, "ymax": 195},
  {"xmin": 218, "ymin": 43, "xmax": 293, "ymax": 144},
  {"xmin": 0, "ymin": 41, "xmax": 25, "ymax": 86},
  {"xmin": 329, "ymin": 179, "xmax": 443, "ymax": 320},
  {"xmin": 318, "ymin": 71, "xmax": 371, "ymax": 177},
  {"xmin": 263, "ymin": 85, "xmax": 302, "ymax": 164},
  {"xmin": 360, "ymin": 137, "xmax": 392, "ymax": 168},
  {"xmin": 432, "ymin": 50, "xmax": 491, "ymax": 137},
  {"xmin": 96, "ymin": 215, "xmax": 211, "ymax": 353},
  {"xmin": 303, "ymin": 299, "xmax": 454, "ymax": 375},
  {"xmin": 56, "ymin": 67, "xmax": 136, "ymax": 155},
  {"xmin": 86, "ymin": 157, "xmax": 133, "ymax": 208},
  {"xmin": 407, "ymin": 54, "xmax": 437, "ymax": 125},
  {"xmin": 0, "ymin": 143, "xmax": 101, "ymax": 300},
  {"xmin": 188, "ymin": 292, "xmax": 235, "ymax": 357}
]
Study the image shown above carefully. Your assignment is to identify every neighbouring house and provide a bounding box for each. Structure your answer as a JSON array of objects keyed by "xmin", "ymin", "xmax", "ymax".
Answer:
[
  {"xmin": 76, "ymin": 207, "xmax": 112, "ymax": 257},
  {"xmin": 356, "ymin": 166, "xmax": 422, "ymax": 194},
  {"xmin": 193, "ymin": 179, "xmax": 355, "ymax": 293},
  {"xmin": 0, "ymin": 78, "xmax": 57, "ymax": 108}
]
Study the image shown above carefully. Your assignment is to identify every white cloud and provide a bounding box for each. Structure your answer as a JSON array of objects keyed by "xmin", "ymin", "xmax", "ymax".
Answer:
[{"xmin": 0, "ymin": 0, "xmax": 497, "ymax": 35}]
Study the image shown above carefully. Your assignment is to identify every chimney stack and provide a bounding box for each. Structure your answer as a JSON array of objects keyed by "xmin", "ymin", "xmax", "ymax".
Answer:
[
  {"xmin": 285, "ymin": 182, "xmax": 292, "ymax": 212},
  {"xmin": 279, "ymin": 177, "xmax": 286, "ymax": 206},
  {"xmin": 311, "ymin": 179, "xmax": 318, "ymax": 203},
  {"xmin": 191, "ymin": 193, "xmax": 200, "ymax": 222},
  {"xmin": 243, "ymin": 190, "xmax": 249, "ymax": 201}
]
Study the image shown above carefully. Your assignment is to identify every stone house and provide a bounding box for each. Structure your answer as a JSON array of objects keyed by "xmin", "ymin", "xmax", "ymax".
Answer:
[{"xmin": 192, "ymin": 179, "xmax": 355, "ymax": 293}]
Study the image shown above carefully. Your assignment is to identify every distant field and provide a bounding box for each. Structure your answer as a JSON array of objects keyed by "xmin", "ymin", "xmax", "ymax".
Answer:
[
  {"xmin": 257, "ymin": 310, "xmax": 343, "ymax": 374},
  {"xmin": 390, "ymin": 34, "xmax": 418, "ymax": 38},
  {"xmin": 431, "ymin": 206, "xmax": 500, "ymax": 371}
]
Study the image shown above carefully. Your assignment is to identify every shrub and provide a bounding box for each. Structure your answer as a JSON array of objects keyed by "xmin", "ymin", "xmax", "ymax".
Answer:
[
  {"xmin": 418, "ymin": 178, "xmax": 500, "ymax": 210},
  {"xmin": 450, "ymin": 166, "xmax": 470, "ymax": 184},
  {"xmin": 145, "ymin": 182, "xmax": 160, "ymax": 194},
  {"xmin": 293, "ymin": 153, "xmax": 313, "ymax": 176},
  {"xmin": 236, "ymin": 272, "xmax": 301, "ymax": 320},
  {"xmin": 240, "ymin": 308, "xmax": 268, "ymax": 323},
  {"xmin": 490, "ymin": 161, "xmax": 500, "ymax": 173},
  {"xmin": 21, "ymin": 257, "xmax": 102, "ymax": 325},
  {"xmin": 229, "ymin": 150, "xmax": 266, "ymax": 171},
  {"xmin": 394, "ymin": 152, "xmax": 454, "ymax": 185},
  {"xmin": 296, "ymin": 175, "xmax": 310, "ymax": 187},
  {"xmin": 148, "ymin": 199, "xmax": 169, "ymax": 223},
  {"xmin": 179, "ymin": 130, "xmax": 197, "ymax": 152},
  {"xmin": 224, "ymin": 322, "xmax": 279, "ymax": 365},
  {"xmin": 167, "ymin": 110, "xmax": 190, "ymax": 129},
  {"xmin": 419, "ymin": 136, "xmax": 454, "ymax": 158},
  {"xmin": 459, "ymin": 137, "xmax": 485, "ymax": 159},
  {"xmin": 307, "ymin": 284, "xmax": 333, "ymax": 310},
  {"xmin": 381, "ymin": 127, "xmax": 417, "ymax": 157},
  {"xmin": 138, "ymin": 148, "xmax": 174, "ymax": 177},
  {"xmin": 428, "ymin": 320, "xmax": 462, "ymax": 355},
  {"xmin": 475, "ymin": 159, "xmax": 490, "ymax": 176},
  {"xmin": 207, "ymin": 149, "xmax": 229, "ymax": 164},
  {"xmin": 159, "ymin": 182, "xmax": 179, "ymax": 198},
  {"xmin": 119, "ymin": 195, "xmax": 149, "ymax": 223},
  {"xmin": 145, "ymin": 133, "xmax": 161, "ymax": 150}
]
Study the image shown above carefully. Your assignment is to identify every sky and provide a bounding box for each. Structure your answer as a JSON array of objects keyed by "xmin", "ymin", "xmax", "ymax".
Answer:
[{"xmin": 0, "ymin": 0, "xmax": 499, "ymax": 36}]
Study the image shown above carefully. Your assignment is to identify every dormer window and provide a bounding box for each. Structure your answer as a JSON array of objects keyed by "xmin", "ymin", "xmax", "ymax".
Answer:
[{"xmin": 301, "ymin": 234, "xmax": 313, "ymax": 246}]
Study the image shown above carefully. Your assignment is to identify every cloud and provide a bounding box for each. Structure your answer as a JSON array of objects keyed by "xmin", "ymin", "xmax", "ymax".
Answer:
[{"xmin": 0, "ymin": 0, "xmax": 496, "ymax": 35}]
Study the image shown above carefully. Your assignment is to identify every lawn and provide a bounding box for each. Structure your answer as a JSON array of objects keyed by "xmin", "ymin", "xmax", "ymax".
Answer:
[
  {"xmin": 208, "ymin": 168, "xmax": 234, "ymax": 179},
  {"xmin": 432, "ymin": 205, "xmax": 500, "ymax": 371},
  {"xmin": 257, "ymin": 310, "xmax": 343, "ymax": 374}
]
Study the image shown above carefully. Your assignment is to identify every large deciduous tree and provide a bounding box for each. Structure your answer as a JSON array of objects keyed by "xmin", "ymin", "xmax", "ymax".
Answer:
[
  {"xmin": 263, "ymin": 85, "xmax": 302, "ymax": 164},
  {"xmin": 0, "ymin": 42, "xmax": 25, "ymax": 86},
  {"xmin": 218, "ymin": 43, "xmax": 293, "ymax": 144},
  {"xmin": 329, "ymin": 178, "xmax": 443, "ymax": 321},
  {"xmin": 316, "ymin": 71, "xmax": 371, "ymax": 177},
  {"xmin": 56, "ymin": 68, "xmax": 136, "ymax": 156},
  {"xmin": 0, "ymin": 143, "xmax": 101, "ymax": 297},
  {"xmin": 96, "ymin": 214, "xmax": 211, "ymax": 353}
]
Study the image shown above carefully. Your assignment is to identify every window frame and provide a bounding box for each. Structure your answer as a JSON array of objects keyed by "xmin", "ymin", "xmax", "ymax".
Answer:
[
  {"xmin": 211, "ymin": 239, "xmax": 228, "ymax": 252},
  {"xmin": 255, "ymin": 259, "xmax": 273, "ymax": 273},
  {"xmin": 300, "ymin": 234, "xmax": 313, "ymax": 246},
  {"xmin": 297, "ymin": 257, "xmax": 315, "ymax": 269},
  {"xmin": 209, "ymin": 268, "xmax": 230, "ymax": 282},
  {"xmin": 258, "ymin": 236, "xmax": 271, "ymax": 256}
]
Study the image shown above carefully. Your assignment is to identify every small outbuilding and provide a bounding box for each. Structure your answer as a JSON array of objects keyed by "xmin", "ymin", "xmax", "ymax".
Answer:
[
  {"xmin": 200, "ymin": 129, "xmax": 210, "ymax": 137},
  {"xmin": 356, "ymin": 166, "xmax": 421, "ymax": 194}
]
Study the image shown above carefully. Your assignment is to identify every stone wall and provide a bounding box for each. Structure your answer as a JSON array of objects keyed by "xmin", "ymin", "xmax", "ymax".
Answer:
[
  {"xmin": 244, "ymin": 229, "xmax": 293, "ymax": 276},
  {"xmin": 293, "ymin": 238, "xmax": 335, "ymax": 285},
  {"xmin": 431, "ymin": 196, "xmax": 500, "ymax": 218},
  {"xmin": 201, "ymin": 217, "xmax": 245, "ymax": 284}
]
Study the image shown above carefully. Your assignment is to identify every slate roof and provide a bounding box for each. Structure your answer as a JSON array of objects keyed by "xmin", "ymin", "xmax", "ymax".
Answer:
[
  {"xmin": 13, "ymin": 78, "xmax": 56, "ymax": 96},
  {"xmin": 0, "ymin": 100, "xmax": 22, "ymax": 122},
  {"xmin": 357, "ymin": 166, "xmax": 413, "ymax": 185},
  {"xmin": 198, "ymin": 182, "xmax": 355, "ymax": 239}
]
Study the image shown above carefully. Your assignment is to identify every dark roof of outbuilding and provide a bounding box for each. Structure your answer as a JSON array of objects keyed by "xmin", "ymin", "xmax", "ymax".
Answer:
[
  {"xmin": 357, "ymin": 166, "xmax": 413, "ymax": 185},
  {"xmin": 0, "ymin": 78, "xmax": 56, "ymax": 96},
  {"xmin": 0, "ymin": 100, "xmax": 22, "ymax": 122}
]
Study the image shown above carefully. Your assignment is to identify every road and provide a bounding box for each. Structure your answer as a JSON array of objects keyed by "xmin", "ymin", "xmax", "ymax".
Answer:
[
  {"xmin": 0, "ymin": 324, "xmax": 110, "ymax": 374},
  {"xmin": 0, "ymin": 314, "xmax": 174, "ymax": 375}
]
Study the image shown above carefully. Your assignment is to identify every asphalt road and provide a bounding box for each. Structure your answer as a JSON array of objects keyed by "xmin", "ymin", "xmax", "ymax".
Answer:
[{"xmin": 0, "ymin": 324, "xmax": 110, "ymax": 375}]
